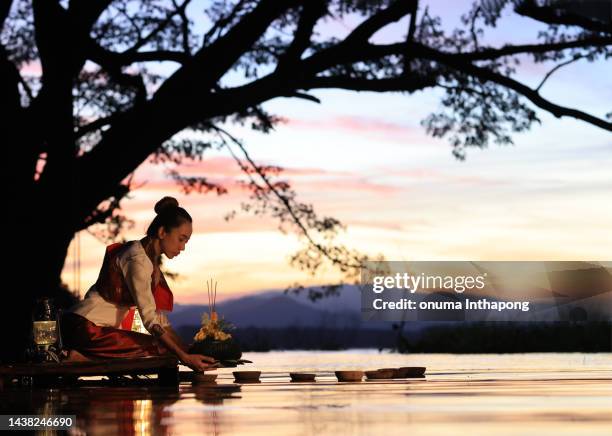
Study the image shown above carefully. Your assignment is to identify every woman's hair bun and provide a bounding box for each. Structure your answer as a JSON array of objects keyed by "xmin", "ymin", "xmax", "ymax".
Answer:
[{"xmin": 154, "ymin": 196, "xmax": 179, "ymax": 214}]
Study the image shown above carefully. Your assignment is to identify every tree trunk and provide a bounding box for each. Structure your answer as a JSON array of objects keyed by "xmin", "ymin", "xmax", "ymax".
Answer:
[{"xmin": 1, "ymin": 190, "xmax": 75, "ymax": 363}]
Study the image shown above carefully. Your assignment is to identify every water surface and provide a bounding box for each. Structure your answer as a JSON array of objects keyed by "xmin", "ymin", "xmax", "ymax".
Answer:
[{"xmin": 1, "ymin": 351, "xmax": 610, "ymax": 435}]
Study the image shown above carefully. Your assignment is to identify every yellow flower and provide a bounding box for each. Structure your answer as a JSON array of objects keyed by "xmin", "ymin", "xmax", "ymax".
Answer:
[{"xmin": 193, "ymin": 311, "xmax": 233, "ymax": 341}]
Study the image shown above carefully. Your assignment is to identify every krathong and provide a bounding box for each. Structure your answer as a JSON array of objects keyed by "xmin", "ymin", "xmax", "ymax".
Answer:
[{"xmin": 189, "ymin": 279, "xmax": 242, "ymax": 361}]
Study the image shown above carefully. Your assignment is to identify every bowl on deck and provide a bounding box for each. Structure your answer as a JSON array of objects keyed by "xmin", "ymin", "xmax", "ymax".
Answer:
[
  {"xmin": 397, "ymin": 367, "xmax": 426, "ymax": 378},
  {"xmin": 233, "ymin": 371, "xmax": 261, "ymax": 383},
  {"xmin": 365, "ymin": 369, "xmax": 395, "ymax": 380},
  {"xmin": 290, "ymin": 372, "xmax": 316, "ymax": 382},
  {"xmin": 193, "ymin": 373, "xmax": 218, "ymax": 384},
  {"xmin": 335, "ymin": 370, "xmax": 364, "ymax": 382},
  {"xmin": 380, "ymin": 368, "xmax": 401, "ymax": 378}
]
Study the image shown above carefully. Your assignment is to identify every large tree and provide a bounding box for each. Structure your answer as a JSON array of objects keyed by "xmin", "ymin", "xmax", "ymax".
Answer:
[{"xmin": 1, "ymin": 0, "xmax": 610, "ymax": 361}]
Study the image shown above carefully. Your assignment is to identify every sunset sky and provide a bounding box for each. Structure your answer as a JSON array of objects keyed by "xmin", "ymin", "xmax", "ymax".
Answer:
[{"xmin": 58, "ymin": 0, "xmax": 612, "ymax": 304}]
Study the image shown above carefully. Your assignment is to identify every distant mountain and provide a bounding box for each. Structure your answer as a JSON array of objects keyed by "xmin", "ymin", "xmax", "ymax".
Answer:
[
  {"xmin": 169, "ymin": 285, "xmax": 387, "ymax": 329},
  {"xmin": 168, "ymin": 285, "xmax": 612, "ymax": 352},
  {"xmin": 283, "ymin": 285, "xmax": 363, "ymax": 312}
]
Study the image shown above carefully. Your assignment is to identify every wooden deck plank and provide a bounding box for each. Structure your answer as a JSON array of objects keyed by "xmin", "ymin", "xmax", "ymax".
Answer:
[{"xmin": 0, "ymin": 356, "xmax": 178, "ymax": 377}]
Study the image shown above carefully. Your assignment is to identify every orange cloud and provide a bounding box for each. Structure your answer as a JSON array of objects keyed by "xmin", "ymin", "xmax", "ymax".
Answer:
[{"xmin": 291, "ymin": 177, "xmax": 400, "ymax": 195}]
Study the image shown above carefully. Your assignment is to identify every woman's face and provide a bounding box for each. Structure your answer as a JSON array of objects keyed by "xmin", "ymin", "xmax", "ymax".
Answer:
[{"xmin": 158, "ymin": 221, "xmax": 192, "ymax": 259}]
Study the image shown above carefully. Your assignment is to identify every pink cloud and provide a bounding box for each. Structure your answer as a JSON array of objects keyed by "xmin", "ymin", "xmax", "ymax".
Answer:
[
  {"xmin": 131, "ymin": 177, "xmax": 242, "ymax": 193},
  {"xmin": 131, "ymin": 158, "xmax": 375, "ymax": 197},
  {"xmin": 171, "ymin": 156, "xmax": 353, "ymax": 179},
  {"xmin": 19, "ymin": 61, "xmax": 42, "ymax": 76},
  {"xmin": 283, "ymin": 115, "xmax": 433, "ymax": 143},
  {"xmin": 175, "ymin": 157, "xmax": 243, "ymax": 177}
]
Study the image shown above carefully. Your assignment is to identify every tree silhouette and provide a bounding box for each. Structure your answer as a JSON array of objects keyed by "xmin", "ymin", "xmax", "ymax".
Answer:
[{"xmin": 1, "ymin": 0, "xmax": 610, "ymax": 361}]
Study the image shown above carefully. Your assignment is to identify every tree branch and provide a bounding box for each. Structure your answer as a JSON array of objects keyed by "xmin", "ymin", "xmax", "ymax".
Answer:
[
  {"xmin": 172, "ymin": 0, "xmax": 191, "ymax": 55},
  {"xmin": 535, "ymin": 54, "xmax": 586, "ymax": 92},
  {"xmin": 96, "ymin": 49, "xmax": 191, "ymax": 66},
  {"xmin": 0, "ymin": 43, "xmax": 39, "ymax": 186},
  {"xmin": 32, "ymin": 0, "xmax": 76, "ymax": 178},
  {"xmin": 461, "ymin": 36, "xmax": 612, "ymax": 60},
  {"xmin": 406, "ymin": 0, "xmax": 419, "ymax": 44},
  {"xmin": 73, "ymin": 0, "xmax": 612, "ymax": 225},
  {"xmin": 202, "ymin": 0, "xmax": 247, "ymax": 46},
  {"xmin": 469, "ymin": 6, "xmax": 481, "ymax": 51},
  {"xmin": 123, "ymin": 0, "xmax": 192, "ymax": 55},
  {"xmin": 77, "ymin": 0, "xmax": 301, "ymax": 221},
  {"xmin": 301, "ymin": 75, "xmax": 436, "ymax": 93},
  {"xmin": 213, "ymin": 125, "xmax": 363, "ymax": 271},
  {"xmin": 301, "ymin": 33, "xmax": 610, "ymax": 90},
  {"xmin": 417, "ymin": 45, "xmax": 612, "ymax": 131},
  {"xmin": 277, "ymin": 0, "xmax": 327, "ymax": 71},
  {"xmin": 515, "ymin": 1, "xmax": 612, "ymax": 34},
  {"xmin": 68, "ymin": 0, "xmax": 113, "ymax": 37},
  {"xmin": 403, "ymin": 0, "xmax": 419, "ymax": 76},
  {"xmin": 0, "ymin": 0, "xmax": 13, "ymax": 31},
  {"xmin": 290, "ymin": 92, "xmax": 321, "ymax": 103},
  {"xmin": 345, "ymin": 0, "xmax": 416, "ymax": 44},
  {"xmin": 373, "ymin": 36, "xmax": 612, "ymax": 62},
  {"xmin": 156, "ymin": 0, "xmax": 300, "ymax": 100},
  {"xmin": 74, "ymin": 112, "xmax": 125, "ymax": 139},
  {"xmin": 303, "ymin": 36, "xmax": 610, "ymax": 131}
]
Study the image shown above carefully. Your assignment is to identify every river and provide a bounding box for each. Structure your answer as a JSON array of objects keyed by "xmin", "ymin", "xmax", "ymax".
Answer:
[{"xmin": 1, "ymin": 351, "xmax": 610, "ymax": 435}]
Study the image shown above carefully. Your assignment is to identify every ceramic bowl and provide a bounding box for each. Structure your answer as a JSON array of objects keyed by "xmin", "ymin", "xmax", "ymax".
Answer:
[
  {"xmin": 290, "ymin": 372, "xmax": 316, "ymax": 382},
  {"xmin": 193, "ymin": 373, "xmax": 218, "ymax": 384},
  {"xmin": 365, "ymin": 369, "xmax": 395, "ymax": 380},
  {"xmin": 335, "ymin": 370, "xmax": 364, "ymax": 382},
  {"xmin": 233, "ymin": 371, "xmax": 261, "ymax": 382},
  {"xmin": 378, "ymin": 368, "xmax": 400, "ymax": 378},
  {"xmin": 397, "ymin": 366, "xmax": 426, "ymax": 378}
]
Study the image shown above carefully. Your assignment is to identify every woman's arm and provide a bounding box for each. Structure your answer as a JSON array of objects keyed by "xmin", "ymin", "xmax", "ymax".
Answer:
[
  {"xmin": 150, "ymin": 325, "xmax": 216, "ymax": 371},
  {"xmin": 164, "ymin": 325, "xmax": 190, "ymax": 353},
  {"xmin": 120, "ymin": 251, "xmax": 216, "ymax": 371}
]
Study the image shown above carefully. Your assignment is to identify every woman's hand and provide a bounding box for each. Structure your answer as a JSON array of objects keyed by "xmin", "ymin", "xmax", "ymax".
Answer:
[{"xmin": 181, "ymin": 353, "xmax": 217, "ymax": 372}]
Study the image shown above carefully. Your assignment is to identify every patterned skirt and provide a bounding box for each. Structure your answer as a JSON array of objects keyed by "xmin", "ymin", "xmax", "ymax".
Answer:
[{"xmin": 61, "ymin": 312, "xmax": 168, "ymax": 359}]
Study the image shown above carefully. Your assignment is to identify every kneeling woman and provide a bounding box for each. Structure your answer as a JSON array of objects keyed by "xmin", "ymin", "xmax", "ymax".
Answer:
[{"xmin": 63, "ymin": 197, "xmax": 215, "ymax": 372}]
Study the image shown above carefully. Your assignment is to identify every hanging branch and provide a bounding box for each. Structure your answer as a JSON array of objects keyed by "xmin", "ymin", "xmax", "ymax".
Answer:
[{"xmin": 210, "ymin": 123, "xmax": 369, "ymax": 273}]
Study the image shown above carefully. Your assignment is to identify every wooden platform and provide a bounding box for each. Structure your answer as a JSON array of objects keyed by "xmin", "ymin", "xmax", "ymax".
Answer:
[{"xmin": 0, "ymin": 356, "xmax": 179, "ymax": 387}]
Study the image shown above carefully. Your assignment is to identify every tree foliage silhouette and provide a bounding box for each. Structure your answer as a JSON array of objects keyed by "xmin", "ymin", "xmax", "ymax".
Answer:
[{"xmin": 1, "ymin": 0, "xmax": 610, "ymax": 360}]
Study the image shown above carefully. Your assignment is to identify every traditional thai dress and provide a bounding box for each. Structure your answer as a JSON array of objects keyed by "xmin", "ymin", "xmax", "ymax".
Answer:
[{"xmin": 62, "ymin": 240, "xmax": 174, "ymax": 359}]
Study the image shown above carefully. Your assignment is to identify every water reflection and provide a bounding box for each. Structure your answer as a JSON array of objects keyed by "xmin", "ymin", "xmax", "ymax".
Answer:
[
  {"xmin": 0, "ymin": 353, "xmax": 610, "ymax": 435},
  {"xmin": 191, "ymin": 384, "xmax": 242, "ymax": 405},
  {"xmin": 0, "ymin": 381, "xmax": 246, "ymax": 435},
  {"xmin": 70, "ymin": 386, "xmax": 180, "ymax": 434}
]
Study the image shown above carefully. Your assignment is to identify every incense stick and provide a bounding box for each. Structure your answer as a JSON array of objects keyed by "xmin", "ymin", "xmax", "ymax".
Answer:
[
  {"xmin": 207, "ymin": 280, "xmax": 211, "ymax": 319},
  {"xmin": 214, "ymin": 280, "xmax": 217, "ymax": 314},
  {"xmin": 206, "ymin": 278, "xmax": 219, "ymax": 319}
]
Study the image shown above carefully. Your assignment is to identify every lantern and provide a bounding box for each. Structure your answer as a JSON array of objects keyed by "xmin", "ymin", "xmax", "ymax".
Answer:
[{"xmin": 30, "ymin": 297, "xmax": 60, "ymax": 362}]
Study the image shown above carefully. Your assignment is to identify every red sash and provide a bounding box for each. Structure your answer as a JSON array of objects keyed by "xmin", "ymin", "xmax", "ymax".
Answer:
[{"xmin": 94, "ymin": 242, "xmax": 173, "ymax": 330}]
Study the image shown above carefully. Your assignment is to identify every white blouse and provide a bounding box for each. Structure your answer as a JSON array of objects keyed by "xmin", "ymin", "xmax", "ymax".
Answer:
[{"xmin": 67, "ymin": 240, "xmax": 170, "ymax": 333}]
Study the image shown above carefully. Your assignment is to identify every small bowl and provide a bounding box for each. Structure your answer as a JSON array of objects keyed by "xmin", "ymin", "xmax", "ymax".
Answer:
[
  {"xmin": 365, "ymin": 369, "xmax": 395, "ymax": 380},
  {"xmin": 378, "ymin": 368, "xmax": 400, "ymax": 378},
  {"xmin": 290, "ymin": 372, "xmax": 316, "ymax": 382},
  {"xmin": 193, "ymin": 373, "xmax": 218, "ymax": 384},
  {"xmin": 397, "ymin": 367, "xmax": 426, "ymax": 378},
  {"xmin": 233, "ymin": 371, "xmax": 261, "ymax": 382},
  {"xmin": 335, "ymin": 370, "xmax": 364, "ymax": 382}
]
